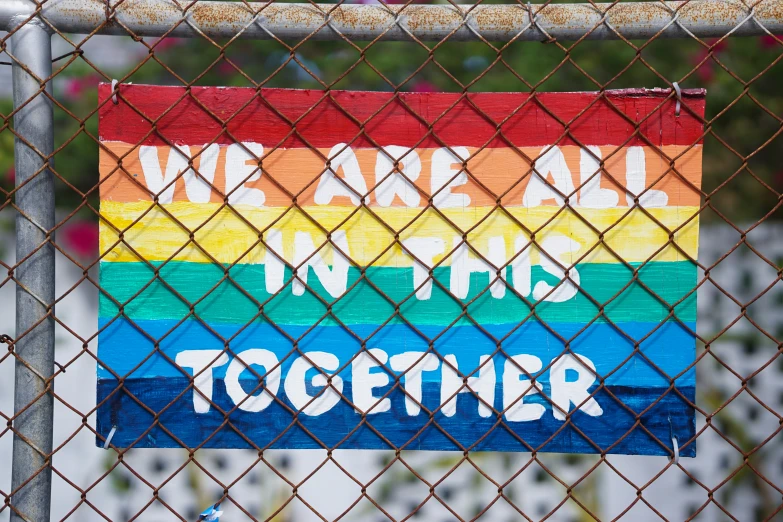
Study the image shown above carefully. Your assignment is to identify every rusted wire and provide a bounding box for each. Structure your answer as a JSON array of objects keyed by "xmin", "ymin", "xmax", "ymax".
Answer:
[{"xmin": 2, "ymin": 0, "xmax": 783, "ymax": 520}]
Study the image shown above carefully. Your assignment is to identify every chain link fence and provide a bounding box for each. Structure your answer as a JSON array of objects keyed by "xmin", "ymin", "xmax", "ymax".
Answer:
[{"xmin": 2, "ymin": 0, "xmax": 783, "ymax": 520}]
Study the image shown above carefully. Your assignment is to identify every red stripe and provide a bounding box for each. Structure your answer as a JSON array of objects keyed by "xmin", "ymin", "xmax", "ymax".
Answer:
[{"xmin": 98, "ymin": 84, "xmax": 705, "ymax": 148}]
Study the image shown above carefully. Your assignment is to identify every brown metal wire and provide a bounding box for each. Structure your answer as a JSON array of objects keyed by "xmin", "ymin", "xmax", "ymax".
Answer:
[{"xmin": 2, "ymin": 0, "xmax": 783, "ymax": 520}]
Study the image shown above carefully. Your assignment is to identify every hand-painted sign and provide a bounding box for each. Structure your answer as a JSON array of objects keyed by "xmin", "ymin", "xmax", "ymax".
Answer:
[{"xmin": 97, "ymin": 85, "xmax": 704, "ymax": 455}]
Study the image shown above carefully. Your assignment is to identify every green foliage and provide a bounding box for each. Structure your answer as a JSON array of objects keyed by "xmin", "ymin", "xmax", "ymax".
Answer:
[
  {"xmin": 7, "ymin": 16, "xmax": 783, "ymax": 224},
  {"xmin": 0, "ymin": 99, "xmax": 14, "ymax": 194}
]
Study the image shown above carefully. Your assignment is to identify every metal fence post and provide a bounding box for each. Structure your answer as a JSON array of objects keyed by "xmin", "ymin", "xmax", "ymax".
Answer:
[{"xmin": 8, "ymin": 9, "xmax": 55, "ymax": 522}]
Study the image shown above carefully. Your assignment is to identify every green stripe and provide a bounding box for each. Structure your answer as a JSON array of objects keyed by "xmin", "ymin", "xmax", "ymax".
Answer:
[{"xmin": 99, "ymin": 261, "xmax": 696, "ymax": 326}]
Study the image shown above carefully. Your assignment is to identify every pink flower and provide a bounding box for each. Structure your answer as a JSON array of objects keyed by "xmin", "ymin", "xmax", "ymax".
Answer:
[
  {"xmin": 691, "ymin": 48, "xmax": 709, "ymax": 65},
  {"xmin": 761, "ymin": 34, "xmax": 781, "ymax": 49},
  {"xmin": 63, "ymin": 78, "xmax": 85, "ymax": 101},
  {"xmin": 691, "ymin": 49, "xmax": 714, "ymax": 84},
  {"xmin": 217, "ymin": 61, "xmax": 236, "ymax": 75},
  {"xmin": 153, "ymin": 37, "xmax": 185, "ymax": 52},
  {"xmin": 411, "ymin": 80, "xmax": 439, "ymax": 93},
  {"xmin": 62, "ymin": 75, "xmax": 100, "ymax": 101},
  {"xmin": 696, "ymin": 63, "xmax": 714, "ymax": 83},
  {"xmin": 61, "ymin": 221, "xmax": 98, "ymax": 259},
  {"xmin": 4, "ymin": 167, "xmax": 14, "ymax": 185},
  {"xmin": 706, "ymin": 38, "xmax": 728, "ymax": 53}
]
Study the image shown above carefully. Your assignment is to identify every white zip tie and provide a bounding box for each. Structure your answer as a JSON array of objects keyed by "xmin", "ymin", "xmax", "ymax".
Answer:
[
  {"xmin": 111, "ymin": 78, "xmax": 119, "ymax": 104},
  {"xmin": 672, "ymin": 81, "xmax": 682, "ymax": 116},
  {"xmin": 671, "ymin": 436, "xmax": 680, "ymax": 465},
  {"xmin": 103, "ymin": 425, "xmax": 117, "ymax": 449},
  {"xmin": 668, "ymin": 415, "xmax": 679, "ymax": 465}
]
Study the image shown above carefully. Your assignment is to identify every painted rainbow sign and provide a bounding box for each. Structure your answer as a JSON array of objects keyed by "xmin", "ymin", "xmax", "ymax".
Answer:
[{"xmin": 97, "ymin": 85, "xmax": 704, "ymax": 455}]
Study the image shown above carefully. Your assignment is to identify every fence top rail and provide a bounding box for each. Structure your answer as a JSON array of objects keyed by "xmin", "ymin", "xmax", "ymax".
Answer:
[{"xmin": 0, "ymin": 0, "xmax": 782, "ymax": 41}]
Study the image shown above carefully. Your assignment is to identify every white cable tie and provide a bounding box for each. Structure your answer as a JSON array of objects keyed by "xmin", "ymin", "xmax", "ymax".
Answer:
[
  {"xmin": 668, "ymin": 415, "xmax": 680, "ymax": 465},
  {"xmin": 111, "ymin": 79, "xmax": 119, "ymax": 105},
  {"xmin": 103, "ymin": 425, "xmax": 117, "ymax": 449},
  {"xmin": 671, "ymin": 435, "xmax": 679, "ymax": 465},
  {"xmin": 672, "ymin": 81, "xmax": 682, "ymax": 116}
]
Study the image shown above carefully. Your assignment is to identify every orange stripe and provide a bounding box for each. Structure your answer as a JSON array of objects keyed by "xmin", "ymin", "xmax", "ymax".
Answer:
[{"xmin": 99, "ymin": 143, "xmax": 702, "ymax": 207}]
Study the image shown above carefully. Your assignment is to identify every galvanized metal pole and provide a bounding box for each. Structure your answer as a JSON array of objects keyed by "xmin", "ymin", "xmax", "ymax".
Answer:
[
  {"xmin": 8, "ymin": 9, "xmax": 55, "ymax": 522},
  {"xmin": 0, "ymin": 0, "xmax": 781, "ymax": 41}
]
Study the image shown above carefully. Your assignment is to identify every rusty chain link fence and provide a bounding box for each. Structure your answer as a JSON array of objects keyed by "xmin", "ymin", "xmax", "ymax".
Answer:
[{"xmin": 3, "ymin": 0, "xmax": 783, "ymax": 520}]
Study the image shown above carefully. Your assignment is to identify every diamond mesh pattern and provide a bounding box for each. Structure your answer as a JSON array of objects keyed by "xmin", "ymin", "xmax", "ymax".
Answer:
[{"xmin": 2, "ymin": 0, "xmax": 783, "ymax": 520}]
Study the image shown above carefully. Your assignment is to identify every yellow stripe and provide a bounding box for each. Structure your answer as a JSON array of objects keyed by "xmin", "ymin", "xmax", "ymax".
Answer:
[{"xmin": 99, "ymin": 201, "xmax": 699, "ymax": 266}]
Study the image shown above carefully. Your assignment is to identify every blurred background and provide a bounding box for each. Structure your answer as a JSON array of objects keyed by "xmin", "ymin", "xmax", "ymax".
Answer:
[{"xmin": 2, "ymin": 0, "xmax": 783, "ymax": 520}]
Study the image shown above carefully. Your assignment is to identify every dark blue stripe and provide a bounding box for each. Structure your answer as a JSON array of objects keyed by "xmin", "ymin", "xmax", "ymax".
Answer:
[{"xmin": 96, "ymin": 378, "xmax": 695, "ymax": 456}]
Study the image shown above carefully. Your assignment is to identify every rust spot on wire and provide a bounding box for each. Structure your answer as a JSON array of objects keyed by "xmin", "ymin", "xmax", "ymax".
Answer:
[
  {"xmin": 472, "ymin": 5, "xmax": 528, "ymax": 32},
  {"xmin": 190, "ymin": 2, "xmax": 250, "ymax": 29}
]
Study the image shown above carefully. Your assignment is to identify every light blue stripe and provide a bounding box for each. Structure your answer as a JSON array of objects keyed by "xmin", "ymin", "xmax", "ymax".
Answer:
[{"xmin": 98, "ymin": 318, "xmax": 696, "ymax": 388}]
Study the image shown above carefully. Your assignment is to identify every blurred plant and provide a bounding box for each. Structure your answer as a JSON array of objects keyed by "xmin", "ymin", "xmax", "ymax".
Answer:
[
  {"xmin": 696, "ymin": 337, "xmax": 780, "ymax": 519},
  {"xmin": 59, "ymin": 220, "xmax": 98, "ymax": 260},
  {"xmin": 365, "ymin": 451, "xmax": 599, "ymax": 520},
  {"xmin": 187, "ymin": 453, "xmax": 215, "ymax": 520},
  {"xmin": 0, "ymin": 98, "xmax": 14, "ymax": 192},
  {"xmin": 22, "ymin": 22, "xmax": 783, "ymax": 227}
]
